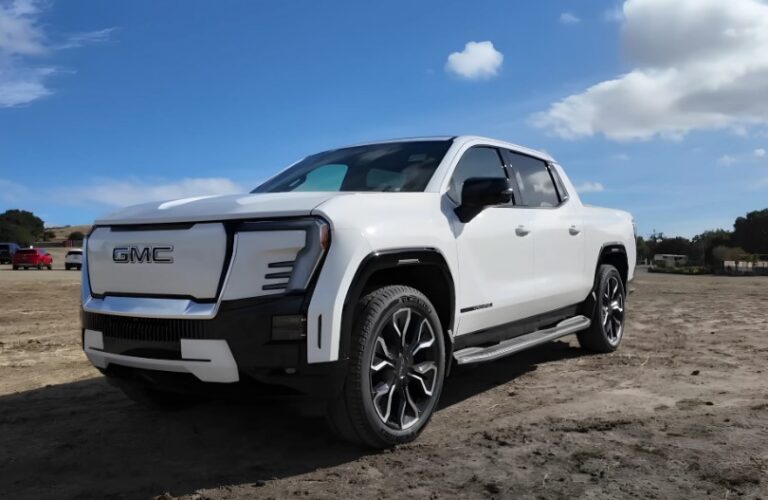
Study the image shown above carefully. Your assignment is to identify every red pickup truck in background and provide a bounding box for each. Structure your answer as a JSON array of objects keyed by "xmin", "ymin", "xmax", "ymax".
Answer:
[{"xmin": 13, "ymin": 248, "xmax": 54, "ymax": 270}]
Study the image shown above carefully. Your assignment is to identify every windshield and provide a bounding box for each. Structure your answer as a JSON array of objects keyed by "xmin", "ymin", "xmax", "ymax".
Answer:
[{"xmin": 253, "ymin": 140, "xmax": 453, "ymax": 193}]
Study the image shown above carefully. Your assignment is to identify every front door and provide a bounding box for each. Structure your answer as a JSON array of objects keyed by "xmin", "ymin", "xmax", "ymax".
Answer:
[{"xmin": 447, "ymin": 146, "xmax": 537, "ymax": 337}]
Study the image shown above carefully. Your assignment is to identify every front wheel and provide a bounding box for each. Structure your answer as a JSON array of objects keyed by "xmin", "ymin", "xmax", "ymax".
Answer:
[
  {"xmin": 577, "ymin": 264, "xmax": 626, "ymax": 353},
  {"xmin": 326, "ymin": 285, "xmax": 446, "ymax": 448}
]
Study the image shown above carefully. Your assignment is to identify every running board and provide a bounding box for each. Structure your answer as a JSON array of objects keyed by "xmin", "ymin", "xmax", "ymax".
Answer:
[{"xmin": 453, "ymin": 315, "xmax": 591, "ymax": 365}]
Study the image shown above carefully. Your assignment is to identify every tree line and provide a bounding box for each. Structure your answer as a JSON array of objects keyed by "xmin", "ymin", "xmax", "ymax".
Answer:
[
  {"xmin": 0, "ymin": 209, "xmax": 83, "ymax": 246},
  {"xmin": 637, "ymin": 208, "xmax": 768, "ymax": 266}
]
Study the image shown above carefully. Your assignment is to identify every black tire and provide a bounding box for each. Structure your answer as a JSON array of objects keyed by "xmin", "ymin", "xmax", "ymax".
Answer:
[
  {"xmin": 46, "ymin": 264, "xmax": 52, "ymax": 270},
  {"xmin": 12, "ymin": 265, "xmax": 19, "ymax": 270},
  {"xmin": 577, "ymin": 264, "xmax": 626, "ymax": 353},
  {"xmin": 326, "ymin": 285, "xmax": 446, "ymax": 448},
  {"xmin": 77, "ymin": 265, "xmax": 82, "ymax": 270}
]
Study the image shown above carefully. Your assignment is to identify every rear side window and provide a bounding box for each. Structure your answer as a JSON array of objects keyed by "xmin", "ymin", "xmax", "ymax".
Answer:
[
  {"xmin": 16, "ymin": 249, "xmax": 35, "ymax": 255},
  {"xmin": 508, "ymin": 152, "xmax": 559, "ymax": 208},
  {"xmin": 448, "ymin": 147, "xmax": 507, "ymax": 204}
]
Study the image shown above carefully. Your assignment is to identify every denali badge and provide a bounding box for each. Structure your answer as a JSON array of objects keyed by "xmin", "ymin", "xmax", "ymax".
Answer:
[{"xmin": 113, "ymin": 245, "xmax": 174, "ymax": 263}]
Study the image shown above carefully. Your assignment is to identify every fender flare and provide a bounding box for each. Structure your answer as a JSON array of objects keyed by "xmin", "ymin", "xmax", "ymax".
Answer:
[{"xmin": 336, "ymin": 247, "xmax": 456, "ymax": 366}]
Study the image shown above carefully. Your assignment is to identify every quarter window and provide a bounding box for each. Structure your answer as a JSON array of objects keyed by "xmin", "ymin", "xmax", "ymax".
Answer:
[
  {"xmin": 448, "ymin": 147, "xmax": 507, "ymax": 204},
  {"xmin": 508, "ymin": 152, "xmax": 559, "ymax": 208}
]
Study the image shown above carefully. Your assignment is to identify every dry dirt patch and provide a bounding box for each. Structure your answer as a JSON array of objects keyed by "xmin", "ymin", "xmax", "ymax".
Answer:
[{"xmin": 0, "ymin": 268, "xmax": 766, "ymax": 499}]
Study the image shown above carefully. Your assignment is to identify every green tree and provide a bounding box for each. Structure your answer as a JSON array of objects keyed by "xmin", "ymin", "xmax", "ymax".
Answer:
[
  {"xmin": 0, "ymin": 209, "xmax": 45, "ymax": 246},
  {"xmin": 654, "ymin": 236, "xmax": 694, "ymax": 257},
  {"xmin": 691, "ymin": 229, "xmax": 733, "ymax": 266},
  {"xmin": 636, "ymin": 236, "xmax": 651, "ymax": 262},
  {"xmin": 732, "ymin": 209, "xmax": 768, "ymax": 254},
  {"xmin": 68, "ymin": 231, "xmax": 85, "ymax": 241}
]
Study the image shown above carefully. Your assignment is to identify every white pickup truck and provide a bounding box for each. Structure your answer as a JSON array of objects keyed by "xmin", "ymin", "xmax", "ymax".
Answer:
[{"xmin": 81, "ymin": 136, "xmax": 636, "ymax": 447}]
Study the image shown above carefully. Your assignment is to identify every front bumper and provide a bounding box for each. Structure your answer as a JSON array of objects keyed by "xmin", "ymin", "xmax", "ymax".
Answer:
[{"xmin": 81, "ymin": 295, "xmax": 345, "ymax": 396}]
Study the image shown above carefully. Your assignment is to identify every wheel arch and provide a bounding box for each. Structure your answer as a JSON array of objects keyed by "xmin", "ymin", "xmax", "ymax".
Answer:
[
  {"xmin": 597, "ymin": 242, "xmax": 629, "ymax": 286},
  {"xmin": 339, "ymin": 248, "xmax": 456, "ymax": 369}
]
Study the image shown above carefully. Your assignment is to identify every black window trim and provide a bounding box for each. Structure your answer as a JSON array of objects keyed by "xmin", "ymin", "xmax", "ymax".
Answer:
[{"xmin": 502, "ymin": 148, "xmax": 569, "ymax": 210}]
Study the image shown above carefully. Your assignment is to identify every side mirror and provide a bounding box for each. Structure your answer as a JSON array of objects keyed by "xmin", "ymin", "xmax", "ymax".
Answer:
[{"xmin": 455, "ymin": 177, "xmax": 513, "ymax": 223}]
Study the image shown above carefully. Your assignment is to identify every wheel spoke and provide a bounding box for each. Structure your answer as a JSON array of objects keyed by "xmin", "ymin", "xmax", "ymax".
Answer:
[
  {"xmin": 410, "ymin": 319, "xmax": 435, "ymax": 356},
  {"xmin": 391, "ymin": 308, "xmax": 412, "ymax": 351},
  {"xmin": 401, "ymin": 386, "xmax": 420, "ymax": 429},
  {"xmin": 376, "ymin": 336, "xmax": 395, "ymax": 361},
  {"xmin": 371, "ymin": 359, "xmax": 394, "ymax": 372},
  {"xmin": 408, "ymin": 361, "xmax": 437, "ymax": 396},
  {"xmin": 372, "ymin": 381, "xmax": 396, "ymax": 422}
]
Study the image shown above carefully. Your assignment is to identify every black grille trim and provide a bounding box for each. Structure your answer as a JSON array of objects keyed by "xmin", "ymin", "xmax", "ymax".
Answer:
[{"xmin": 84, "ymin": 313, "xmax": 209, "ymax": 343}]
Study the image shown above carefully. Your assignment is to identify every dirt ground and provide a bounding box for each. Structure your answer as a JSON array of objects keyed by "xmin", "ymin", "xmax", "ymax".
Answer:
[{"xmin": 1, "ymin": 262, "xmax": 766, "ymax": 499}]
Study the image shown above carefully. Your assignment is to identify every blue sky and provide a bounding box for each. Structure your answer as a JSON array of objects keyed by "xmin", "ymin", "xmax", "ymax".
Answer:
[{"xmin": 1, "ymin": 0, "xmax": 767, "ymax": 237}]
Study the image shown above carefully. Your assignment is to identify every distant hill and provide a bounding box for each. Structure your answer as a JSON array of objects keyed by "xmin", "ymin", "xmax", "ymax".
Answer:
[{"xmin": 47, "ymin": 225, "xmax": 92, "ymax": 242}]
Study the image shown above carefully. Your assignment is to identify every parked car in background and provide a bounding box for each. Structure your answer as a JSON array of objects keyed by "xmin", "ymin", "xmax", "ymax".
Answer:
[
  {"xmin": 0, "ymin": 243, "xmax": 20, "ymax": 264},
  {"xmin": 13, "ymin": 248, "xmax": 53, "ymax": 270},
  {"xmin": 65, "ymin": 248, "xmax": 83, "ymax": 270}
]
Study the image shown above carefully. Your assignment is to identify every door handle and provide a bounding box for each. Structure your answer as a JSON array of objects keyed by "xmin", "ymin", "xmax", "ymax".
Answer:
[
  {"xmin": 569, "ymin": 225, "xmax": 581, "ymax": 235},
  {"xmin": 515, "ymin": 225, "xmax": 531, "ymax": 237}
]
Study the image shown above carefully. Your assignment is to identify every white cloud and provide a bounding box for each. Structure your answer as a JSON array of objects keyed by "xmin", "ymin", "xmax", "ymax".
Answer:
[
  {"xmin": 55, "ymin": 28, "xmax": 116, "ymax": 50},
  {"xmin": 559, "ymin": 12, "xmax": 581, "ymax": 25},
  {"xmin": 717, "ymin": 154, "xmax": 737, "ymax": 166},
  {"xmin": 575, "ymin": 181, "xmax": 605, "ymax": 193},
  {"xmin": 61, "ymin": 177, "xmax": 245, "ymax": 206},
  {"xmin": 445, "ymin": 41, "xmax": 503, "ymax": 80},
  {"xmin": 612, "ymin": 153, "xmax": 630, "ymax": 161},
  {"xmin": 0, "ymin": 0, "xmax": 114, "ymax": 107},
  {"xmin": 532, "ymin": 0, "xmax": 768, "ymax": 141},
  {"xmin": 754, "ymin": 148, "xmax": 766, "ymax": 157}
]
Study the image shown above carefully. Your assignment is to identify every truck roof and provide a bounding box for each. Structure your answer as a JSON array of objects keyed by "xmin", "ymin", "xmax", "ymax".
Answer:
[{"xmin": 341, "ymin": 135, "xmax": 553, "ymax": 162}]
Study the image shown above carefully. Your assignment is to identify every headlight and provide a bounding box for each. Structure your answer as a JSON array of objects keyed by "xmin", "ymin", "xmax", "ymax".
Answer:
[{"xmin": 236, "ymin": 217, "xmax": 330, "ymax": 293}]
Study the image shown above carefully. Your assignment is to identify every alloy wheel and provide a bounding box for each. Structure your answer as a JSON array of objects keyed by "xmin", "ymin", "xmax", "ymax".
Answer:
[
  {"xmin": 601, "ymin": 276, "xmax": 624, "ymax": 345},
  {"xmin": 369, "ymin": 307, "xmax": 440, "ymax": 430}
]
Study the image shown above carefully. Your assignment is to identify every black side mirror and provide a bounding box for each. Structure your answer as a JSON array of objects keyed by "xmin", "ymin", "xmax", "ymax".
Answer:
[{"xmin": 455, "ymin": 177, "xmax": 513, "ymax": 223}]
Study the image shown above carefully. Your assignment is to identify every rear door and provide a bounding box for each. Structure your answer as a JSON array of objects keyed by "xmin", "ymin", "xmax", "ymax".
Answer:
[
  {"xmin": 505, "ymin": 150, "xmax": 586, "ymax": 311},
  {"xmin": 448, "ymin": 146, "xmax": 537, "ymax": 337}
]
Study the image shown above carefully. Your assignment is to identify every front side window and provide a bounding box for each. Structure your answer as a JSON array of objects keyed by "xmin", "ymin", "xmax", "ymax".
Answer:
[
  {"xmin": 253, "ymin": 140, "xmax": 452, "ymax": 193},
  {"xmin": 508, "ymin": 152, "xmax": 559, "ymax": 208},
  {"xmin": 447, "ymin": 147, "xmax": 507, "ymax": 204}
]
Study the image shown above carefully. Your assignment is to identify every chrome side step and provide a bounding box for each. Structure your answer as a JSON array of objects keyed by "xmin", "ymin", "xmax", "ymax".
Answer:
[{"xmin": 453, "ymin": 315, "xmax": 591, "ymax": 365}]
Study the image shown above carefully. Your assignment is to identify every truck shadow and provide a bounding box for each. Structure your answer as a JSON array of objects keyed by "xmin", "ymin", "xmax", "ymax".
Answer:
[{"xmin": 0, "ymin": 341, "xmax": 583, "ymax": 499}]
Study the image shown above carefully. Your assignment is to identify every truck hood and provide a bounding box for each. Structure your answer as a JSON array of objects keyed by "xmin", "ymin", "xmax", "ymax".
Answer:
[{"xmin": 94, "ymin": 192, "xmax": 348, "ymax": 225}]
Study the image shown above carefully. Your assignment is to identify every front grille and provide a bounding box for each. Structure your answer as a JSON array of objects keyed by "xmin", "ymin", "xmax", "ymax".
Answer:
[{"xmin": 84, "ymin": 313, "xmax": 209, "ymax": 343}]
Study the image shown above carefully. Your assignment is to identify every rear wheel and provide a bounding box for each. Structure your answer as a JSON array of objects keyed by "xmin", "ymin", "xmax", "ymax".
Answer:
[
  {"xmin": 36, "ymin": 263, "xmax": 42, "ymax": 270},
  {"xmin": 46, "ymin": 264, "xmax": 52, "ymax": 270},
  {"xmin": 326, "ymin": 285, "xmax": 446, "ymax": 448},
  {"xmin": 65, "ymin": 265, "xmax": 71, "ymax": 270},
  {"xmin": 577, "ymin": 264, "xmax": 626, "ymax": 353}
]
